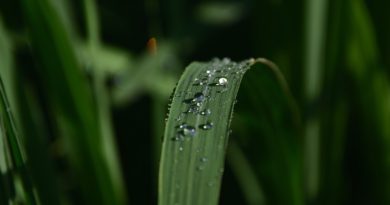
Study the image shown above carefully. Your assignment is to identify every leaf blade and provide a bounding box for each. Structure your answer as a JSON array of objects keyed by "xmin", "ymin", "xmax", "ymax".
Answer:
[{"xmin": 159, "ymin": 58, "xmax": 257, "ymax": 205}]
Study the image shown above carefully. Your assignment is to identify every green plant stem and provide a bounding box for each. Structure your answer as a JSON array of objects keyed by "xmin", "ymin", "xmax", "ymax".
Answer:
[{"xmin": 304, "ymin": 0, "xmax": 328, "ymax": 202}]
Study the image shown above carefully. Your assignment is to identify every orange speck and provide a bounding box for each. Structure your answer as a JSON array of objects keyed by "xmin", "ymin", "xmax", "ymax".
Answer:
[{"xmin": 147, "ymin": 37, "xmax": 157, "ymax": 55}]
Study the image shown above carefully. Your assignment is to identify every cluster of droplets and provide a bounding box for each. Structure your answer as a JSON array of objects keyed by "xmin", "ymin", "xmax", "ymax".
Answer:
[{"xmin": 171, "ymin": 58, "xmax": 254, "ymax": 153}]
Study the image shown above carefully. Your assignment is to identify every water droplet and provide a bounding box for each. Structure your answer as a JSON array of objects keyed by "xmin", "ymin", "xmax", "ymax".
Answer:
[
  {"xmin": 208, "ymin": 181, "xmax": 215, "ymax": 187},
  {"xmin": 192, "ymin": 92, "xmax": 205, "ymax": 103},
  {"xmin": 218, "ymin": 77, "xmax": 228, "ymax": 86},
  {"xmin": 187, "ymin": 105, "xmax": 200, "ymax": 114},
  {"xmin": 175, "ymin": 113, "xmax": 183, "ymax": 121},
  {"xmin": 171, "ymin": 134, "xmax": 184, "ymax": 141},
  {"xmin": 183, "ymin": 126, "xmax": 196, "ymax": 137},
  {"xmin": 178, "ymin": 123, "xmax": 188, "ymax": 129},
  {"xmin": 193, "ymin": 77, "xmax": 207, "ymax": 86},
  {"xmin": 200, "ymin": 109, "xmax": 211, "ymax": 116},
  {"xmin": 200, "ymin": 157, "xmax": 208, "ymax": 162},
  {"xmin": 179, "ymin": 146, "xmax": 184, "ymax": 151},
  {"xmin": 197, "ymin": 165, "xmax": 205, "ymax": 171},
  {"xmin": 222, "ymin": 57, "xmax": 231, "ymax": 64},
  {"xmin": 200, "ymin": 122, "xmax": 214, "ymax": 130}
]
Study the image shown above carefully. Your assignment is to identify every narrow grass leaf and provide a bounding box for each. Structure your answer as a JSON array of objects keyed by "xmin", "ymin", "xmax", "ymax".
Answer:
[
  {"xmin": 159, "ymin": 58, "xmax": 255, "ymax": 205},
  {"xmin": 0, "ymin": 77, "xmax": 37, "ymax": 204}
]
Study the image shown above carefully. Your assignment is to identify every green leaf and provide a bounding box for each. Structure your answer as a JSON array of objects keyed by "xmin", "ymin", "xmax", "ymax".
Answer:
[{"xmin": 159, "ymin": 58, "xmax": 303, "ymax": 205}]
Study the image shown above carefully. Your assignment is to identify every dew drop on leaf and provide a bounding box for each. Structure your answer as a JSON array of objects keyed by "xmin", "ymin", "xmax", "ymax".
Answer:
[
  {"xmin": 197, "ymin": 165, "xmax": 205, "ymax": 171},
  {"xmin": 218, "ymin": 77, "xmax": 228, "ymax": 86},
  {"xmin": 192, "ymin": 92, "xmax": 205, "ymax": 103},
  {"xmin": 187, "ymin": 105, "xmax": 200, "ymax": 114},
  {"xmin": 178, "ymin": 123, "xmax": 188, "ymax": 129},
  {"xmin": 200, "ymin": 122, "xmax": 214, "ymax": 130},
  {"xmin": 200, "ymin": 109, "xmax": 211, "ymax": 116},
  {"xmin": 200, "ymin": 157, "xmax": 208, "ymax": 162},
  {"xmin": 183, "ymin": 126, "xmax": 196, "ymax": 137}
]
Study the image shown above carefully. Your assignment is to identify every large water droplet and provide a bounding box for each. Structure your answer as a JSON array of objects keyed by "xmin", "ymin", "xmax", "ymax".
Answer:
[
  {"xmin": 218, "ymin": 77, "xmax": 228, "ymax": 86},
  {"xmin": 200, "ymin": 122, "xmax": 214, "ymax": 130}
]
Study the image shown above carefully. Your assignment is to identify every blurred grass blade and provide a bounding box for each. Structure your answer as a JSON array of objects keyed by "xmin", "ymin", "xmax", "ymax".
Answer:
[
  {"xmin": 84, "ymin": 0, "xmax": 127, "ymax": 202},
  {"xmin": 345, "ymin": 0, "xmax": 390, "ymax": 203},
  {"xmin": 159, "ymin": 58, "xmax": 302, "ymax": 205},
  {"xmin": 303, "ymin": 0, "xmax": 328, "ymax": 201},
  {"xmin": 19, "ymin": 0, "xmax": 125, "ymax": 204},
  {"xmin": 227, "ymin": 141, "xmax": 265, "ymax": 205},
  {"xmin": 315, "ymin": 1, "xmax": 349, "ymax": 204},
  {"xmin": 0, "ymin": 16, "xmax": 17, "ymax": 118},
  {"xmin": 1, "ymin": 13, "xmax": 62, "ymax": 205},
  {"xmin": 0, "ymin": 77, "xmax": 37, "ymax": 204},
  {"xmin": 232, "ymin": 62, "xmax": 303, "ymax": 205},
  {"xmin": 17, "ymin": 84, "xmax": 64, "ymax": 205},
  {"xmin": 113, "ymin": 44, "xmax": 177, "ymax": 105}
]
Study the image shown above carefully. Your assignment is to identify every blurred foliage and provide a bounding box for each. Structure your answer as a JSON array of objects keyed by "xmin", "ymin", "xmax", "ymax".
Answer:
[{"xmin": 0, "ymin": 0, "xmax": 389, "ymax": 204}]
